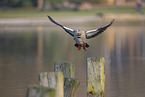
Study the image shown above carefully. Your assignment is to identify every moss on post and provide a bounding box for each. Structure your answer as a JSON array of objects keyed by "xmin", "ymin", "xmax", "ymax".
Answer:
[
  {"xmin": 39, "ymin": 72, "xmax": 64, "ymax": 97},
  {"xmin": 86, "ymin": 57, "xmax": 105, "ymax": 97},
  {"xmin": 27, "ymin": 84, "xmax": 56, "ymax": 97}
]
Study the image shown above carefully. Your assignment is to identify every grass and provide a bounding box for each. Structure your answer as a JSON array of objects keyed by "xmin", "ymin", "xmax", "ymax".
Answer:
[{"xmin": 0, "ymin": 7, "xmax": 144, "ymax": 19}]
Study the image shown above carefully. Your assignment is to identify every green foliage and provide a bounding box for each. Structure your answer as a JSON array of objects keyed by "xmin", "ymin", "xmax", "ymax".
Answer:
[
  {"xmin": 49, "ymin": 0, "xmax": 65, "ymax": 6},
  {"xmin": 69, "ymin": 0, "xmax": 87, "ymax": 3},
  {"xmin": 13, "ymin": 0, "xmax": 20, "ymax": 4},
  {"xmin": 0, "ymin": 0, "xmax": 34, "ymax": 7},
  {"xmin": 6, "ymin": 0, "xmax": 22, "ymax": 7},
  {"xmin": 86, "ymin": 0, "xmax": 107, "ymax": 4},
  {"xmin": 69, "ymin": 0, "xmax": 107, "ymax": 3},
  {"xmin": 0, "ymin": 0, "xmax": 108, "ymax": 8},
  {"xmin": 22, "ymin": 0, "xmax": 32, "ymax": 7}
]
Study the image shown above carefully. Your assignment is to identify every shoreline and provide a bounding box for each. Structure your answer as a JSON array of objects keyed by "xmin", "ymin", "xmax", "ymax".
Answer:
[{"xmin": 0, "ymin": 14, "xmax": 145, "ymax": 27}]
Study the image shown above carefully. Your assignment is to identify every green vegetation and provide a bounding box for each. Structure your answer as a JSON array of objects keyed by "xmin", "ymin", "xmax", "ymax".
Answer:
[
  {"xmin": 0, "ymin": 0, "xmax": 107, "ymax": 8},
  {"xmin": 0, "ymin": 7, "xmax": 143, "ymax": 19}
]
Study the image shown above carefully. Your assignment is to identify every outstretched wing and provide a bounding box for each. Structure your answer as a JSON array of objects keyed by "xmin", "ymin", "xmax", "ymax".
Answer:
[
  {"xmin": 86, "ymin": 19, "xmax": 115, "ymax": 39},
  {"xmin": 47, "ymin": 16, "xmax": 74, "ymax": 37}
]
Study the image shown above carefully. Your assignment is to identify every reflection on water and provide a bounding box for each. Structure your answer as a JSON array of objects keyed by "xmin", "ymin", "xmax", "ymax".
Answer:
[{"xmin": 0, "ymin": 25, "xmax": 145, "ymax": 97}]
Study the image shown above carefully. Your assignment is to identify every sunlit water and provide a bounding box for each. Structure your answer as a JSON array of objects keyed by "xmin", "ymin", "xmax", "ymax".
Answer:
[{"xmin": 0, "ymin": 24, "xmax": 145, "ymax": 97}]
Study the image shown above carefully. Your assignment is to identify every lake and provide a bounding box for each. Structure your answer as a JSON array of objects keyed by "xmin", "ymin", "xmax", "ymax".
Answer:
[{"xmin": 0, "ymin": 22, "xmax": 145, "ymax": 97}]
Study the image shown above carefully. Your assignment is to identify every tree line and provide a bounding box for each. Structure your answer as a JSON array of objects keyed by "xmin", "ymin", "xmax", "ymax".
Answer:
[{"xmin": 0, "ymin": 0, "xmax": 107, "ymax": 9}]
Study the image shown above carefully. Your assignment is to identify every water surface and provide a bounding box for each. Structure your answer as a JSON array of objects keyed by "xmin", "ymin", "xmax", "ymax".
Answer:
[{"xmin": 0, "ymin": 24, "xmax": 145, "ymax": 97}]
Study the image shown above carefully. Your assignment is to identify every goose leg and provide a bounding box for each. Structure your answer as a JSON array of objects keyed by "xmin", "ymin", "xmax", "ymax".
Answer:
[
  {"xmin": 78, "ymin": 45, "xmax": 81, "ymax": 50},
  {"xmin": 83, "ymin": 44, "xmax": 87, "ymax": 51}
]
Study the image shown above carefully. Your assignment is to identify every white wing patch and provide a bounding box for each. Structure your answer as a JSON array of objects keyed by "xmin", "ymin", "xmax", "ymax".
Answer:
[
  {"xmin": 86, "ymin": 29, "xmax": 98, "ymax": 34},
  {"xmin": 63, "ymin": 26, "xmax": 74, "ymax": 31},
  {"xmin": 86, "ymin": 29, "xmax": 100, "ymax": 39},
  {"xmin": 63, "ymin": 26, "xmax": 74, "ymax": 36}
]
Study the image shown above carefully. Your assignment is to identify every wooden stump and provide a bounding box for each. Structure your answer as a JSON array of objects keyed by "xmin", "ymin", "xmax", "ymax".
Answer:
[
  {"xmin": 64, "ymin": 78, "xmax": 80, "ymax": 97},
  {"xmin": 27, "ymin": 84, "xmax": 56, "ymax": 97},
  {"xmin": 54, "ymin": 62, "xmax": 80, "ymax": 97},
  {"xmin": 39, "ymin": 72, "xmax": 64, "ymax": 97},
  {"xmin": 86, "ymin": 57, "xmax": 105, "ymax": 97},
  {"xmin": 27, "ymin": 61, "xmax": 80, "ymax": 97},
  {"xmin": 54, "ymin": 62, "xmax": 75, "ymax": 78}
]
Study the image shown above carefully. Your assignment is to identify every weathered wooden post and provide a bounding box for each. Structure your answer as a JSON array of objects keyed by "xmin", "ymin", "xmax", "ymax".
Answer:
[
  {"xmin": 64, "ymin": 78, "xmax": 80, "ymax": 97},
  {"xmin": 27, "ymin": 84, "xmax": 56, "ymax": 97},
  {"xmin": 39, "ymin": 72, "xmax": 64, "ymax": 97},
  {"xmin": 54, "ymin": 62, "xmax": 80, "ymax": 97},
  {"xmin": 86, "ymin": 57, "xmax": 105, "ymax": 97},
  {"xmin": 54, "ymin": 62, "xmax": 75, "ymax": 78},
  {"xmin": 27, "ymin": 61, "xmax": 80, "ymax": 97}
]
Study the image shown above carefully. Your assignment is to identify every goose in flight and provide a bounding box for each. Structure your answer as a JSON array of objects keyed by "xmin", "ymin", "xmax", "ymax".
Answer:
[{"xmin": 47, "ymin": 16, "xmax": 115, "ymax": 51}]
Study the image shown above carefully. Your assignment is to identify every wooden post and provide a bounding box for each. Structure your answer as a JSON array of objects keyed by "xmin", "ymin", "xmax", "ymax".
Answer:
[
  {"xmin": 39, "ymin": 72, "xmax": 64, "ymax": 97},
  {"xmin": 54, "ymin": 62, "xmax": 80, "ymax": 97},
  {"xmin": 27, "ymin": 84, "xmax": 56, "ymax": 97},
  {"xmin": 86, "ymin": 57, "xmax": 105, "ymax": 97},
  {"xmin": 54, "ymin": 62, "xmax": 75, "ymax": 78},
  {"xmin": 64, "ymin": 78, "xmax": 80, "ymax": 97}
]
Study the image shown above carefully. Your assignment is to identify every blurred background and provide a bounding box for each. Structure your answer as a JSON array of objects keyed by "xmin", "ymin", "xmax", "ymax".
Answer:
[
  {"xmin": 0, "ymin": 0, "xmax": 145, "ymax": 10},
  {"xmin": 0, "ymin": 0, "xmax": 145, "ymax": 97}
]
